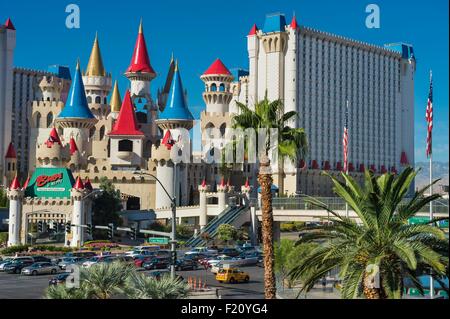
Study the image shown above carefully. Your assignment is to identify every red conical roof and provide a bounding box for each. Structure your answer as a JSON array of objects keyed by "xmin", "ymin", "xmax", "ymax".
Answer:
[
  {"xmin": 290, "ymin": 15, "xmax": 298, "ymax": 29},
  {"xmin": 10, "ymin": 175, "xmax": 21, "ymax": 190},
  {"xmin": 22, "ymin": 175, "xmax": 30, "ymax": 190},
  {"xmin": 126, "ymin": 21, "xmax": 155, "ymax": 74},
  {"xmin": 69, "ymin": 137, "xmax": 79, "ymax": 155},
  {"xmin": 84, "ymin": 178, "xmax": 93, "ymax": 191},
  {"xmin": 203, "ymin": 59, "xmax": 231, "ymax": 76},
  {"xmin": 400, "ymin": 151, "xmax": 409, "ymax": 165},
  {"xmin": 4, "ymin": 18, "xmax": 15, "ymax": 30},
  {"xmin": 244, "ymin": 178, "xmax": 250, "ymax": 188},
  {"xmin": 201, "ymin": 179, "xmax": 207, "ymax": 187},
  {"xmin": 5, "ymin": 142, "xmax": 16, "ymax": 159},
  {"xmin": 219, "ymin": 177, "xmax": 226, "ymax": 187},
  {"xmin": 109, "ymin": 90, "xmax": 144, "ymax": 136},
  {"xmin": 73, "ymin": 176, "xmax": 84, "ymax": 190},
  {"xmin": 248, "ymin": 24, "xmax": 258, "ymax": 36},
  {"xmin": 44, "ymin": 128, "xmax": 62, "ymax": 147}
]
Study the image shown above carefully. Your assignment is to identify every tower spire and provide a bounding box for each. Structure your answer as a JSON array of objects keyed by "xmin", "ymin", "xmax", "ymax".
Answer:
[
  {"xmin": 110, "ymin": 80, "xmax": 122, "ymax": 113},
  {"xmin": 85, "ymin": 33, "xmax": 106, "ymax": 76},
  {"xmin": 126, "ymin": 19, "xmax": 155, "ymax": 74}
]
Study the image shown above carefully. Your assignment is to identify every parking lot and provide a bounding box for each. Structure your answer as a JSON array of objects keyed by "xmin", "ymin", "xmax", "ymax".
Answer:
[{"xmin": 0, "ymin": 265, "xmax": 264, "ymax": 299}]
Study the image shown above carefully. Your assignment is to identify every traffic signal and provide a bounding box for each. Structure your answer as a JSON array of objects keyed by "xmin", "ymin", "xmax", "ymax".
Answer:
[
  {"xmin": 86, "ymin": 224, "xmax": 93, "ymax": 236},
  {"xmin": 37, "ymin": 221, "xmax": 43, "ymax": 233},
  {"xmin": 170, "ymin": 250, "xmax": 177, "ymax": 266},
  {"xmin": 107, "ymin": 223, "xmax": 114, "ymax": 239},
  {"xmin": 129, "ymin": 227, "xmax": 137, "ymax": 240},
  {"xmin": 65, "ymin": 222, "xmax": 71, "ymax": 234}
]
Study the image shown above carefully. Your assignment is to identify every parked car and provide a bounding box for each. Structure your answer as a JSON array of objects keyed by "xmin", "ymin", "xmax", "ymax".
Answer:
[
  {"xmin": 208, "ymin": 255, "xmax": 241, "ymax": 268},
  {"xmin": 0, "ymin": 258, "xmax": 13, "ymax": 271},
  {"xmin": 237, "ymin": 251, "xmax": 260, "ymax": 266},
  {"xmin": 142, "ymin": 257, "xmax": 170, "ymax": 270},
  {"xmin": 57, "ymin": 257, "xmax": 86, "ymax": 270},
  {"xmin": 49, "ymin": 273, "xmax": 71, "ymax": 286},
  {"xmin": 155, "ymin": 250, "xmax": 171, "ymax": 258},
  {"xmin": 215, "ymin": 267, "xmax": 250, "ymax": 284},
  {"xmin": 133, "ymin": 245, "xmax": 160, "ymax": 252},
  {"xmin": 82, "ymin": 255, "xmax": 115, "ymax": 268},
  {"xmin": 183, "ymin": 252, "xmax": 208, "ymax": 262},
  {"xmin": 173, "ymin": 258, "xmax": 198, "ymax": 271},
  {"xmin": 4, "ymin": 260, "xmax": 34, "ymax": 274},
  {"xmin": 134, "ymin": 256, "xmax": 154, "ymax": 268},
  {"xmin": 115, "ymin": 255, "xmax": 135, "ymax": 265},
  {"xmin": 125, "ymin": 250, "xmax": 156, "ymax": 258},
  {"xmin": 31, "ymin": 256, "xmax": 52, "ymax": 263},
  {"xmin": 218, "ymin": 248, "xmax": 242, "ymax": 257},
  {"xmin": 185, "ymin": 247, "xmax": 218, "ymax": 257},
  {"xmin": 21, "ymin": 262, "xmax": 59, "ymax": 276},
  {"xmin": 65, "ymin": 251, "xmax": 97, "ymax": 258}
]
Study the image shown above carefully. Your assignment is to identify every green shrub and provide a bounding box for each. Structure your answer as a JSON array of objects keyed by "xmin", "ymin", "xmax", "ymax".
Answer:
[
  {"xmin": 0, "ymin": 232, "xmax": 8, "ymax": 244},
  {"xmin": 1, "ymin": 244, "xmax": 30, "ymax": 255}
]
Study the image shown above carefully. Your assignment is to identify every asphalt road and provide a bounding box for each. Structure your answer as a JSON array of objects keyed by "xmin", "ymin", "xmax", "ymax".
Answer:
[{"xmin": 0, "ymin": 265, "xmax": 264, "ymax": 299}]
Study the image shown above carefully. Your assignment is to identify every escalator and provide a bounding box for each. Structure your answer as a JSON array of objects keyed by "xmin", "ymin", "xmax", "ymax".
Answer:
[{"xmin": 186, "ymin": 205, "xmax": 249, "ymax": 247}]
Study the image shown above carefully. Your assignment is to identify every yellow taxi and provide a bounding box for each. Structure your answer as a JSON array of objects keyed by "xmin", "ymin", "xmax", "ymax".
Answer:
[{"xmin": 215, "ymin": 267, "xmax": 250, "ymax": 284}]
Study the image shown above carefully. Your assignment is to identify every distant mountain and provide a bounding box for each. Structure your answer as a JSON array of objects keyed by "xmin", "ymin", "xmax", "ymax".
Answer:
[{"xmin": 415, "ymin": 161, "xmax": 449, "ymax": 193}]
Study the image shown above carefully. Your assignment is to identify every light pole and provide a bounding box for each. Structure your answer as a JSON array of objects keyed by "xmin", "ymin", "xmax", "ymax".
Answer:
[{"xmin": 134, "ymin": 170, "xmax": 177, "ymax": 280}]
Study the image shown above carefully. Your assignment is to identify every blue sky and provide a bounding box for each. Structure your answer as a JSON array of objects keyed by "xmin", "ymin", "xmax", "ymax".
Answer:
[{"xmin": 1, "ymin": 0, "xmax": 448, "ymax": 162}]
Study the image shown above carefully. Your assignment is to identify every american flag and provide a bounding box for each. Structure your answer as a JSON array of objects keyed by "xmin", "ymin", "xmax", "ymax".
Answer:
[
  {"xmin": 343, "ymin": 101, "xmax": 349, "ymax": 173},
  {"xmin": 426, "ymin": 72, "xmax": 433, "ymax": 157}
]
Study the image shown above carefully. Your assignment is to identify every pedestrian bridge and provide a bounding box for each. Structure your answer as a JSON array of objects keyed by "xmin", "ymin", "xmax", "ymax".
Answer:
[{"xmin": 154, "ymin": 197, "xmax": 449, "ymax": 223}]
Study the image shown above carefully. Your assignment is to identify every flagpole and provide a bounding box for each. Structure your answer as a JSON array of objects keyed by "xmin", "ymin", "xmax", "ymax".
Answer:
[{"xmin": 428, "ymin": 70, "xmax": 434, "ymax": 299}]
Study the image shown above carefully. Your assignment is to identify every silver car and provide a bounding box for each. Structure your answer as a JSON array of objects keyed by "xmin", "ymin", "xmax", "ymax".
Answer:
[
  {"xmin": 0, "ymin": 257, "xmax": 33, "ymax": 272},
  {"xmin": 21, "ymin": 262, "xmax": 59, "ymax": 276},
  {"xmin": 57, "ymin": 257, "xmax": 86, "ymax": 270}
]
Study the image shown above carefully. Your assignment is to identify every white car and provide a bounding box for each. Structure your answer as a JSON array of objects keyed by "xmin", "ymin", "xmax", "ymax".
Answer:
[
  {"xmin": 125, "ymin": 250, "xmax": 156, "ymax": 258},
  {"xmin": 82, "ymin": 256, "xmax": 115, "ymax": 268},
  {"xmin": 185, "ymin": 247, "xmax": 218, "ymax": 257},
  {"xmin": 207, "ymin": 255, "xmax": 241, "ymax": 268}
]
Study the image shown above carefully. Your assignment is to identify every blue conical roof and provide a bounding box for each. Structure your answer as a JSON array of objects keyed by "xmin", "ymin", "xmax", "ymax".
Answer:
[
  {"xmin": 58, "ymin": 61, "xmax": 95, "ymax": 119},
  {"xmin": 159, "ymin": 63, "xmax": 194, "ymax": 121}
]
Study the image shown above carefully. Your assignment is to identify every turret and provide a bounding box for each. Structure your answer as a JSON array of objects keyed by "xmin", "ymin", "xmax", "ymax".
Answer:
[
  {"xmin": 198, "ymin": 179, "xmax": 209, "ymax": 229},
  {"xmin": 153, "ymin": 61, "xmax": 194, "ymax": 208},
  {"xmin": 217, "ymin": 177, "xmax": 228, "ymax": 211},
  {"xmin": 247, "ymin": 23, "xmax": 259, "ymax": 109},
  {"xmin": 125, "ymin": 19, "xmax": 158, "ymax": 142},
  {"xmin": 200, "ymin": 59, "xmax": 234, "ymax": 114},
  {"xmin": 7, "ymin": 175, "xmax": 23, "ymax": 246},
  {"xmin": 109, "ymin": 80, "xmax": 122, "ymax": 119},
  {"xmin": 38, "ymin": 75, "xmax": 64, "ymax": 102},
  {"xmin": 83, "ymin": 33, "xmax": 112, "ymax": 119},
  {"xmin": 108, "ymin": 90, "xmax": 145, "ymax": 168},
  {"xmin": 125, "ymin": 20, "xmax": 156, "ymax": 102},
  {"xmin": 55, "ymin": 60, "xmax": 98, "ymax": 156},
  {"xmin": 69, "ymin": 176, "xmax": 86, "ymax": 248},
  {"xmin": 4, "ymin": 142, "xmax": 17, "ymax": 186},
  {"xmin": 36, "ymin": 127, "xmax": 69, "ymax": 167}
]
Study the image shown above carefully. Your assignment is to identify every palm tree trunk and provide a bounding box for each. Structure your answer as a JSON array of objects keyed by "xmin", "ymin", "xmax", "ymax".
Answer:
[
  {"xmin": 362, "ymin": 272, "xmax": 386, "ymax": 299},
  {"xmin": 258, "ymin": 158, "xmax": 276, "ymax": 299}
]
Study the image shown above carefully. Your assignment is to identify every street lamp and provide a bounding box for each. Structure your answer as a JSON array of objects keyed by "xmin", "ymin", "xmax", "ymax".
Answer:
[{"xmin": 134, "ymin": 170, "xmax": 177, "ymax": 280}]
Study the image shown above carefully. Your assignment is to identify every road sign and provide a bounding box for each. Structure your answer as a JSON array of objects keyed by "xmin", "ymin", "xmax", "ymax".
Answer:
[{"xmin": 148, "ymin": 237, "xmax": 169, "ymax": 244}]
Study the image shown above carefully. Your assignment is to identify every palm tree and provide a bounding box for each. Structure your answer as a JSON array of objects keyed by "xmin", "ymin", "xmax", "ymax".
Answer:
[
  {"xmin": 45, "ymin": 284, "xmax": 94, "ymax": 299},
  {"xmin": 120, "ymin": 272, "xmax": 190, "ymax": 299},
  {"xmin": 82, "ymin": 261, "xmax": 134, "ymax": 299},
  {"xmin": 232, "ymin": 98, "xmax": 308, "ymax": 299},
  {"xmin": 289, "ymin": 168, "xmax": 449, "ymax": 299}
]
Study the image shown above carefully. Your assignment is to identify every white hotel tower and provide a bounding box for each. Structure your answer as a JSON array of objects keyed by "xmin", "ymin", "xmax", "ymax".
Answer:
[
  {"xmin": 233, "ymin": 13, "xmax": 416, "ymax": 196},
  {"xmin": 0, "ymin": 18, "xmax": 16, "ymax": 185}
]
